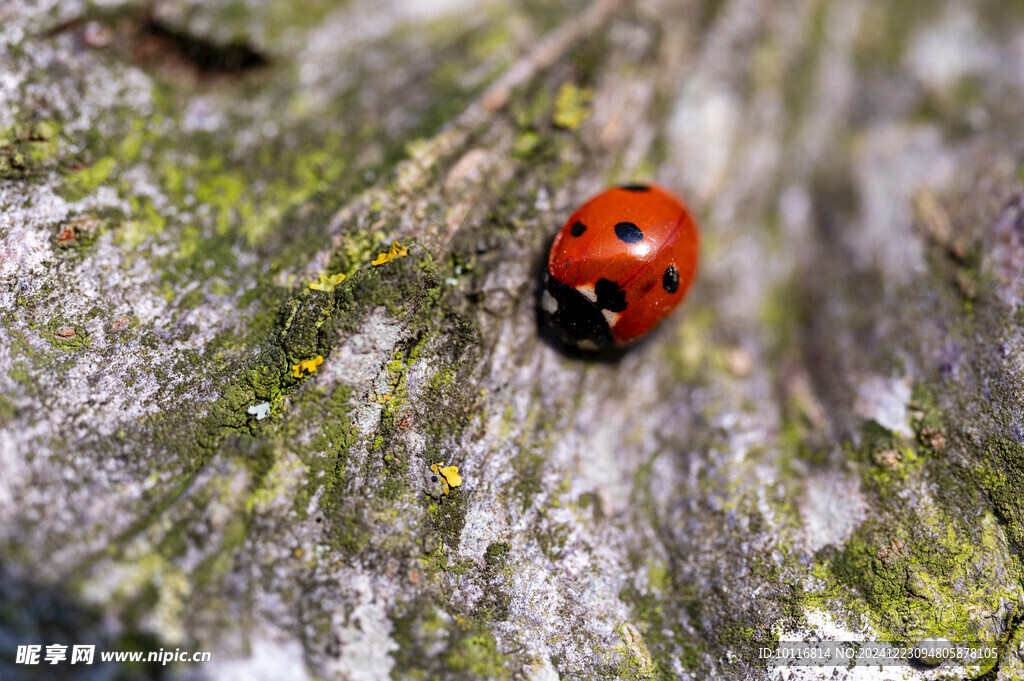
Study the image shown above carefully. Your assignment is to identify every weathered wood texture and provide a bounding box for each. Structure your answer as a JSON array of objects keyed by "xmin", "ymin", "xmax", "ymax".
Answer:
[{"xmin": 3, "ymin": 0, "xmax": 1024, "ymax": 679}]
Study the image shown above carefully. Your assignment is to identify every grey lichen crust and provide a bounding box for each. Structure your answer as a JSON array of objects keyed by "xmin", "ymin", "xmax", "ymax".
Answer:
[{"xmin": 3, "ymin": 0, "xmax": 1024, "ymax": 679}]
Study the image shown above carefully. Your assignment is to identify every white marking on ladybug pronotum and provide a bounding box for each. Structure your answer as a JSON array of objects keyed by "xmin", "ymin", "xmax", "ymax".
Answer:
[
  {"xmin": 575, "ymin": 284, "xmax": 597, "ymax": 303},
  {"xmin": 601, "ymin": 310, "xmax": 620, "ymax": 327}
]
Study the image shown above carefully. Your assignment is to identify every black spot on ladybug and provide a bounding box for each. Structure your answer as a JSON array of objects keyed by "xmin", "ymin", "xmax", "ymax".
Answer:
[
  {"xmin": 618, "ymin": 184, "xmax": 651, "ymax": 192},
  {"xmin": 663, "ymin": 264, "xmax": 679, "ymax": 293},
  {"xmin": 595, "ymin": 278, "xmax": 627, "ymax": 312},
  {"xmin": 570, "ymin": 221, "xmax": 587, "ymax": 237},
  {"xmin": 614, "ymin": 222, "xmax": 643, "ymax": 243}
]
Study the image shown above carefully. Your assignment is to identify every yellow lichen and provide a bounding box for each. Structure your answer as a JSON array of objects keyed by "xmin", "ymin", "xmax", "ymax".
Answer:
[
  {"xmin": 291, "ymin": 355, "xmax": 324, "ymax": 378},
  {"xmin": 431, "ymin": 463, "xmax": 463, "ymax": 495},
  {"xmin": 308, "ymin": 271, "xmax": 346, "ymax": 291},
  {"xmin": 371, "ymin": 241, "xmax": 409, "ymax": 266},
  {"xmin": 553, "ymin": 83, "xmax": 592, "ymax": 130}
]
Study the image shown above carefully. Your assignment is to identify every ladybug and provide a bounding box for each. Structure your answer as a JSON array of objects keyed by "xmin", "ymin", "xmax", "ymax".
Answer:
[{"xmin": 540, "ymin": 184, "xmax": 699, "ymax": 352}]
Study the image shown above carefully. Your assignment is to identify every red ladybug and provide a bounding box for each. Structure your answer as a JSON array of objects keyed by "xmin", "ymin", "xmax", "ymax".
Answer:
[{"xmin": 541, "ymin": 184, "xmax": 699, "ymax": 351}]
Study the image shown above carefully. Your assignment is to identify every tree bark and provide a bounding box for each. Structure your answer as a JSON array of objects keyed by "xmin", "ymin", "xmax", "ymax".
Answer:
[{"xmin": 3, "ymin": 0, "xmax": 1024, "ymax": 679}]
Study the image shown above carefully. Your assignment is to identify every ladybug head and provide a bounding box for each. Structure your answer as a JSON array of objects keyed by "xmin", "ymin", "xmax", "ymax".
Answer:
[{"xmin": 538, "ymin": 273, "xmax": 616, "ymax": 353}]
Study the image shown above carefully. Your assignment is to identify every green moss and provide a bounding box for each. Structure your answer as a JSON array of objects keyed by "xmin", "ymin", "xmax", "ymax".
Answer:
[
  {"xmin": 506, "ymin": 79, "xmax": 562, "ymax": 163},
  {"xmin": 390, "ymin": 605, "xmax": 444, "ymax": 680},
  {"xmin": 908, "ymin": 383, "xmax": 948, "ymax": 455},
  {"xmin": 0, "ymin": 120, "xmax": 68, "ymax": 179},
  {"xmin": 60, "ymin": 7, "xmax": 506, "ymax": 309},
  {"xmin": 856, "ymin": 421, "xmax": 922, "ymax": 487},
  {"xmin": 615, "ymin": 623, "xmax": 657, "ymax": 680},
  {"xmin": 484, "ymin": 542, "xmax": 511, "ymax": 570},
  {"xmin": 614, "ymin": 468, "xmax": 710, "ymax": 681},
  {"xmin": 620, "ymin": 588, "xmax": 691, "ymax": 678},
  {"xmin": 0, "ymin": 393, "xmax": 17, "ymax": 424},
  {"xmin": 476, "ymin": 551, "xmax": 513, "ymax": 622},
  {"xmin": 371, "ymin": 340, "xmax": 423, "ymax": 498},
  {"xmin": 536, "ymin": 520, "xmax": 570, "ymax": 562},
  {"xmin": 977, "ymin": 437, "xmax": 1024, "ymax": 548},
  {"xmin": 777, "ymin": 402, "xmax": 826, "ymax": 467},
  {"xmin": 66, "ymin": 156, "xmax": 117, "ymax": 199},
  {"xmin": 446, "ymin": 630, "xmax": 511, "ymax": 679},
  {"xmin": 828, "ymin": 511, "xmax": 1017, "ymax": 647},
  {"xmin": 237, "ymin": 347, "xmax": 289, "ymax": 402},
  {"xmin": 512, "ymin": 447, "xmax": 545, "ymax": 512},
  {"xmin": 428, "ymin": 491, "xmax": 469, "ymax": 552},
  {"xmin": 119, "ymin": 197, "xmax": 168, "ymax": 249},
  {"xmin": 150, "ymin": 235, "xmax": 460, "ymax": 561},
  {"xmin": 249, "ymin": 368, "xmax": 356, "ymax": 524},
  {"xmin": 805, "ymin": 394, "xmax": 1024, "ymax": 646},
  {"xmin": 391, "ymin": 604, "xmax": 512, "ymax": 681},
  {"xmin": 8, "ymin": 365, "xmax": 32, "ymax": 387},
  {"xmin": 276, "ymin": 291, "xmax": 336, "ymax": 366},
  {"xmin": 511, "ymin": 130, "xmax": 542, "ymax": 160},
  {"xmin": 45, "ymin": 320, "xmax": 91, "ymax": 351}
]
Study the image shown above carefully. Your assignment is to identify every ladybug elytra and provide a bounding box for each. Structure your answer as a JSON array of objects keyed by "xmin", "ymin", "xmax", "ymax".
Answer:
[{"xmin": 540, "ymin": 184, "xmax": 699, "ymax": 352}]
